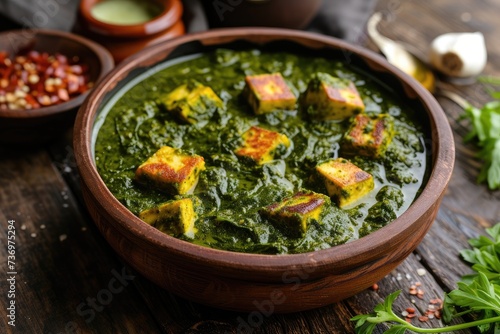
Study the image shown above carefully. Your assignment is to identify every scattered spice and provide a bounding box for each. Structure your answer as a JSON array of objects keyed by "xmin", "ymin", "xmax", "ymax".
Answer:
[
  {"xmin": 417, "ymin": 268, "xmax": 427, "ymax": 276},
  {"xmin": 0, "ymin": 51, "xmax": 92, "ymax": 110}
]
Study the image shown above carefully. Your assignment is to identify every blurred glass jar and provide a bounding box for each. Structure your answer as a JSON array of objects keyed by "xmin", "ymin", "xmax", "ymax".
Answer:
[
  {"xmin": 79, "ymin": 0, "xmax": 184, "ymax": 63},
  {"xmin": 202, "ymin": 0, "xmax": 323, "ymax": 29}
]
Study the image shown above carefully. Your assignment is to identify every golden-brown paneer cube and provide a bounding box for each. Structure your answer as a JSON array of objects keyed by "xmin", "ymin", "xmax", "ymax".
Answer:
[
  {"xmin": 139, "ymin": 198, "xmax": 197, "ymax": 237},
  {"xmin": 135, "ymin": 146, "xmax": 205, "ymax": 195},
  {"xmin": 342, "ymin": 113, "xmax": 394, "ymax": 158},
  {"xmin": 316, "ymin": 158, "xmax": 374, "ymax": 208},
  {"xmin": 161, "ymin": 82, "xmax": 224, "ymax": 124},
  {"xmin": 234, "ymin": 126, "xmax": 290, "ymax": 165},
  {"xmin": 261, "ymin": 190, "xmax": 330, "ymax": 237},
  {"xmin": 243, "ymin": 73, "xmax": 297, "ymax": 114},
  {"xmin": 301, "ymin": 72, "xmax": 365, "ymax": 120}
]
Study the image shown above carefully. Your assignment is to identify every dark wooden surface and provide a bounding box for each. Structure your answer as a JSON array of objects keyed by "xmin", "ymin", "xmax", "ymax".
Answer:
[{"xmin": 1, "ymin": 0, "xmax": 499, "ymax": 333}]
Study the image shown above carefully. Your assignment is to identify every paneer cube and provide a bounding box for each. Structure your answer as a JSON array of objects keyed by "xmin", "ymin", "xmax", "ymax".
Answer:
[
  {"xmin": 243, "ymin": 73, "xmax": 297, "ymax": 114},
  {"xmin": 342, "ymin": 113, "xmax": 394, "ymax": 158},
  {"xmin": 261, "ymin": 190, "xmax": 330, "ymax": 237},
  {"xmin": 316, "ymin": 158, "xmax": 374, "ymax": 208},
  {"xmin": 135, "ymin": 146, "xmax": 205, "ymax": 195},
  {"xmin": 139, "ymin": 198, "xmax": 197, "ymax": 237},
  {"xmin": 234, "ymin": 126, "xmax": 290, "ymax": 165},
  {"xmin": 301, "ymin": 72, "xmax": 365, "ymax": 120},
  {"xmin": 160, "ymin": 82, "xmax": 224, "ymax": 124}
]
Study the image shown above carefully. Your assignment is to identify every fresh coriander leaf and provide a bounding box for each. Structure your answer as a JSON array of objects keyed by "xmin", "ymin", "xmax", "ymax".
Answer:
[
  {"xmin": 441, "ymin": 294, "xmax": 456, "ymax": 323},
  {"xmin": 490, "ymin": 91, "xmax": 500, "ymax": 100},
  {"xmin": 476, "ymin": 139, "xmax": 500, "ymax": 190},
  {"xmin": 352, "ymin": 313, "xmax": 379, "ymax": 334},
  {"xmin": 351, "ymin": 314, "xmax": 370, "ymax": 328},
  {"xmin": 468, "ymin": 235, "xmax": 496, "ymax": 248},
  {"xmin": 384, "ymin": 325, "xmax": 408, "ymax": 334},
  {"xmin": 464, "ymin": 105, "xmax": 483, "ymax": 142},
  {"xmin": 462, "ymin": 97, "xmax": 500, "ymax": 189},
  {"xmin": 488, "ymin": 225, "xmax": 500, "ymax": 237},
  {"xmin": 384, "ymin": 290, "xmax": 401, "ymax": 310},
  {"xmin": 449, "ymin": 272, "xmax": 500, "ymax": 313},
  {"xmin": 354, "ymin": 321, "xmax": 377, "ymax": 334},
  {"xmin": 471, "ymin": 263, "xmax": 500, "ymax": 283},
  {"xmin": 478, "ymin": 75, "xmax": 500, "ymax": 85},
  {"xmin": 481, "ymin": 251, "xmax": 500, "ymax": 273},
  {"xmin": 351, "ymin": 223, "xmax": 500, "ymax": 333},
  {"xmin": 486, "ymin": 224, "xmax": 500, "ymax": 241},
  {"xmin": 460, "ymin": 248, "xmax": 480, "ymax": 264},
  {"xmin": 463, "ymin": 247, "xmax": 487, "ymax": 267}
]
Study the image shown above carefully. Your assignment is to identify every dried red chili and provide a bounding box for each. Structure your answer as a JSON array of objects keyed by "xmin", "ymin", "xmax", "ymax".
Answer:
[{"xmin": 0, "ymin": 51, "xmax": 92, "ymax": 110}]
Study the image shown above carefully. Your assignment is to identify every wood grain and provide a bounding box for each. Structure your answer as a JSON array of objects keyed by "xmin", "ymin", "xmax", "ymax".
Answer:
[
  {"xmin": 0, "ymin": 148, "xmax": 161, "ymax": 333},
  {"xmin": 1, "ymin": 0, "xmax": 499, "ymax": 333}
]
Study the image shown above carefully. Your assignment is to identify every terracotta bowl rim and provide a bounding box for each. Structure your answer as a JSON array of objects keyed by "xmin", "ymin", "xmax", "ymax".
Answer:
[
  {"xmin": 79, "ymin": 0, "xmax": 183, "ymax": 38},
  {"xmin": 0, "ymin": 28, "xmax": 114, "ymax": 119},
  {"xmin": 74, "ymin": 27, "xmax": 455, "ymax": 274}
]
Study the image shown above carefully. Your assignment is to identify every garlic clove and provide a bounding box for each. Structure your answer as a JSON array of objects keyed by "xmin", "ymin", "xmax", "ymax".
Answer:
[
  {"xmin": 429, "ymin": 32, "xmax": 487, "ymax": 78},
  {"xmin": 367, "ymin": 12, "xmax": 435, "ymax": 91}
]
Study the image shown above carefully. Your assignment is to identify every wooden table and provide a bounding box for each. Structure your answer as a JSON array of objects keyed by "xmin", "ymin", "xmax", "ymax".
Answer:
[{"xmin": 1, "ymin": 0, "xmax": 499, "ymax": 333}]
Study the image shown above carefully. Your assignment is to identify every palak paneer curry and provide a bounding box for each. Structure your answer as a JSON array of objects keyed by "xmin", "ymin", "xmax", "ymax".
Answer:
[{"xmin": 94, "ymin": 49, "xmax": 429, "ymax": 254}]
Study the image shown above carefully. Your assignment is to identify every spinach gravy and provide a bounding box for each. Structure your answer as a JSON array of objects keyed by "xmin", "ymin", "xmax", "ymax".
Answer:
[{"xmin": 94, "ymin": 49, "xmax": 429, "ymax": 254}]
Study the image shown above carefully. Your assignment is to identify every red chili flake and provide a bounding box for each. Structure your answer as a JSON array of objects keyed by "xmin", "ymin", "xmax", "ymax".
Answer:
[
  {"xmin": 38, "ymin": 95, "xmax": 51, "ymax": 106},
  {"xmin": 432, "ymin": 298, "xmax": 443, "ymax": 305},
  {"xmin": 70, "ymin": 65, "xmax": 83, "ymax": 74},
  {"xmin": 58, "ymin": 88, "xmax": 69, "ymax": 101},
  {"xmin": 406, "ymin": 307, "xmax": 415, "ymax": 314},
  {"xmin": 370, "ymin": 283, "xmax": 379, "ymax": 291},
  {"xmin": 0, "ymin": 50, "xmax": 92, "ymax": 110},
  {"xmin": 418, "ymin": 316, "xmax": 429, "ymax": 322}
]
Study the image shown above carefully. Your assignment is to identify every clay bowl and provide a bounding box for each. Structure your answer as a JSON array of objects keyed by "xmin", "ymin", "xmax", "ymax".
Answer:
[
  {"xmin": 78, "ymin": 0, "xmax": 184, "ymax": 63},
  {"xmin": 74, "ymin": 28, "xmax": 455, "ymax": 313},
  {"xmin": 0, "ymin": 29, "xmax": 114, "ymax": 146}
]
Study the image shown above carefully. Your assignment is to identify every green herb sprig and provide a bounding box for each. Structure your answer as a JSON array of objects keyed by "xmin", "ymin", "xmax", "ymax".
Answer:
[
  {"xmin": 351, "ymin": 223, "xmax": 500, "ymax": 333},
  {"xmin": 462, "ymin": 76, "xmax": 500, "ymax": 190},
  {"xmin": 463, "ymin": 102, "xmax": 500, "ymax": 190}
]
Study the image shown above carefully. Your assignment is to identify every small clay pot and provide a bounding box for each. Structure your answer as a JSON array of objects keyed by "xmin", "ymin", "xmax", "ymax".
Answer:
[{"xmin": 78, "ymin": 0, "xmax": 184, "ymax": 62}]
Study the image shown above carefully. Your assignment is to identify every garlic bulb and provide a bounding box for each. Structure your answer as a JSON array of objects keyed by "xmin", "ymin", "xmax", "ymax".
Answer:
[{"xmin": 429, "ymin": 32, "xmax": 487, "ymax": 78}]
